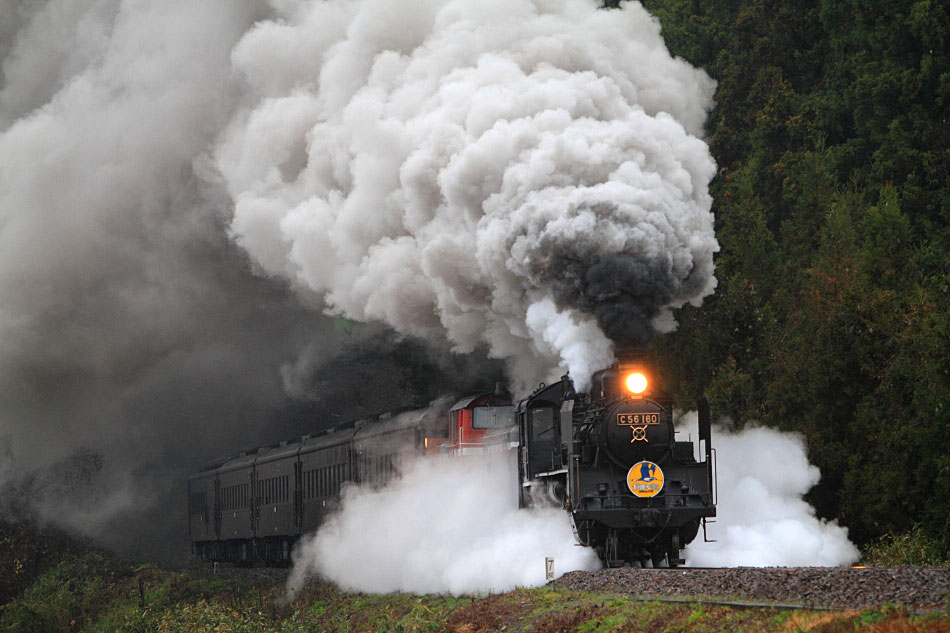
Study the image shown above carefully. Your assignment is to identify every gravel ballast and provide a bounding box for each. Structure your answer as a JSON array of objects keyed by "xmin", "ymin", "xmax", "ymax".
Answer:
[
  {"xmin": 552, "ymin": 566, "xmax": 950, "ymax": 610},
  {"xmin": 202, "ymin": 562, "xmax": 950, "ymax": 611}
]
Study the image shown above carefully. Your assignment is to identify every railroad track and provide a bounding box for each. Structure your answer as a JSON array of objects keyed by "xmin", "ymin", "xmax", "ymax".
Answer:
[
  {"xmin": 619, "ymin": 594, "xmax": 939, "ymax": 616},
  {"xmin": 552, "ymin": 565, "xmax": 950, "ymax": 612},
  {"xmin": 195, "ymin": 561, "xmax": 949, "ymax": 613}
]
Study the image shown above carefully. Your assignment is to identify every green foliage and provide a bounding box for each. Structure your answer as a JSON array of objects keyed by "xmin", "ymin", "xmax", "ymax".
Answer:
[
  {"xmin": 686, "ymin": 606, "xmax": 707, "ymax": 624},
  {"xmin": 863, "ymin": 525, "xmax": 950, "ymax": 566},
  {"xmin": 0, "ymin": 519, "xmax": 105, "ymax": 604},
  {"xmin": 642, "ymin": 0, "xmax": 950, "ymax": 548},
  {"xmin": 0, "ymin": 553, "xmax": 119, "ymax": 633}
]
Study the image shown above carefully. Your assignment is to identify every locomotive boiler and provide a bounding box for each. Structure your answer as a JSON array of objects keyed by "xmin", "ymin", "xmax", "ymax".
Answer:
[{"xmin": 517, "ymin": 354, "xmax": 716, "ymax": 567}]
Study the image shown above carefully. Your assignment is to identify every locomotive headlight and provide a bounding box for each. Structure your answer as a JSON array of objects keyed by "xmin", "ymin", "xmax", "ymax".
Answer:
[{"xmin": 625, "ymin": 372, "xmax": 648, "ymax": 394}]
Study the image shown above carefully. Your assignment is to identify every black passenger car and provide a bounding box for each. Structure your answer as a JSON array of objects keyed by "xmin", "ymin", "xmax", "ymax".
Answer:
[{"xmin": 188, "ymin": 406, "xmax": 444, "ymax": 564}]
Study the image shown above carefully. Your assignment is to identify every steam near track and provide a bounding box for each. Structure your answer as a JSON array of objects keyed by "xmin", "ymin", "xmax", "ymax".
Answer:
[
  {"xmin": 678, "ymin": 417, "xmax": 858, "ymax": 568},
  {"xmin": 287, "ymin": 453, "xmax": 600, "ymax": 597},
  {"xmin": 286, "ymin": 417, "xmax": 858, "ymax": 596}
]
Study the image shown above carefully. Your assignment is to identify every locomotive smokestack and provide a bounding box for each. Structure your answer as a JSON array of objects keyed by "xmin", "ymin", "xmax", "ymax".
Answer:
[
  {"xmin": 613, "ymin": 345, "xmax": 648, "ymax": 385},
  {"xmin": 613, "ymin": 345, "xmax": 647, "ymax": 365}
]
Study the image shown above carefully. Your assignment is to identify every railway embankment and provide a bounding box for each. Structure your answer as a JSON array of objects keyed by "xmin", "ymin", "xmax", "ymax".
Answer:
[
  {"xmin": 4, "ymin": 521, "xmax": 949, "ymax": 633},
  {"xmin": 3, "ymin": 555, "xmax": 948, "ymax": 632}
]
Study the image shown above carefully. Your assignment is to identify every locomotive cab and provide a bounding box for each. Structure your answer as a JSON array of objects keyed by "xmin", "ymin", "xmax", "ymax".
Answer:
[{"xmin": 516, "ymin": 380, "xmax": 572, "ymax": 508}]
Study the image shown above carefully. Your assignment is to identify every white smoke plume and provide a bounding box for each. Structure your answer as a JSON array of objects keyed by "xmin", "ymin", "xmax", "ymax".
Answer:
[
  {"xmin": 0, "ymin": 0, "xmax": 490, "ymax": 560},
  {"xmin": 678, "ymin": 414, "xmax": 860, "ymax": 567},
  {"xmin": 287, "ymin": 452, "xmax": 600, "ymax": 596},
  {"xmin": 0, "ymin": 0, "xmax": 718, "ymax": 562},
  {"xmin": 215, "ymin": 0, "xmax": 719, "ymax": 392}
]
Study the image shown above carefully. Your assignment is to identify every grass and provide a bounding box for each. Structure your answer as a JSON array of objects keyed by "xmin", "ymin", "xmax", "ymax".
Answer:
[
  {"xmin": 862, "ymin": 526, "xmax": 950, "ymax": 567},
  {"xmin": 0, "ymin": 550, "xmax": 947, "ymax": 632}
]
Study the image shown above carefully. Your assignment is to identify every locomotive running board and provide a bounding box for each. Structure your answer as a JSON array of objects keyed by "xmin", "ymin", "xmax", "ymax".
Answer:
[
  {"xmin": 522, "ymin": 468, "xmax": 568, "ymax": 486},
  {"xmin": 535, "ymin": 467, "xmax": 568, "ymax": 477}
]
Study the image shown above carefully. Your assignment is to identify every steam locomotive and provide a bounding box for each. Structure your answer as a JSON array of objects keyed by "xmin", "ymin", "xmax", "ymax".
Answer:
[
  {"xmin": 188, "ymin": 355, "xmax": 716, "ymax": 567},
  {"xmin": 516, "ymin": 355, "xmax": 717, "ymax": 567}
]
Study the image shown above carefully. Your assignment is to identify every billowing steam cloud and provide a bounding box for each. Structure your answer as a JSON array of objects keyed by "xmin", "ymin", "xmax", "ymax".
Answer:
[
  {"xmin": 288, "ymin": 452, "xmax": 601, "ymax": 595},
  {"xmin": 215, "ymin": 0, "xmax": 719, "ymax": 391},
  {"xmin": 0, "ymin": 0, "xmax": 495, "ymax": 560},
  {"xmin": 679, "ymin": 415, "xmax": 860, "ymax": 567}
]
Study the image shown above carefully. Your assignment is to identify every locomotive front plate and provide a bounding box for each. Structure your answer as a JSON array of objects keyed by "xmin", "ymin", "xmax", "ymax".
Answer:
[{"xmin": 617, "ymin": 413, "xmax": 660, "ymax": 425}]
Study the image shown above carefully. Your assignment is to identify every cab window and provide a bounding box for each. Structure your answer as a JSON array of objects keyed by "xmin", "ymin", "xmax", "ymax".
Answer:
[
  {"xmin": 472, "ymin": 406, "xmax": 514, "ymax": 429},
  {"xmin": 530, "ymin": 408, "xmax": 555, "ymax": 438}
]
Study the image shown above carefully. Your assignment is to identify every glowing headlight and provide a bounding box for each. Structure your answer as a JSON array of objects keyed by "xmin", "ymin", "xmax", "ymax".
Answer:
[{"xmin": 626, "ymin": 372, "xmax": 648, "ymax": 394}]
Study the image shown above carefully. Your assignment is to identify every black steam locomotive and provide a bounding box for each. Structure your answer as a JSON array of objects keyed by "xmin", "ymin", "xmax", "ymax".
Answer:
[
  {"xmin": 517, "ymin": 355, "xmax": 716, "ymax": 567},
  {"xmin": 188, "ymin": 356, "xmax": 715, "ymax": 567}
]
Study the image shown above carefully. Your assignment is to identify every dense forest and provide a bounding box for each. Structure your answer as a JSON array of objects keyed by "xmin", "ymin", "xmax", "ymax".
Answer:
[{"xmin": 623, "ymin": 0, "xmax": 949, "ymax": 551}]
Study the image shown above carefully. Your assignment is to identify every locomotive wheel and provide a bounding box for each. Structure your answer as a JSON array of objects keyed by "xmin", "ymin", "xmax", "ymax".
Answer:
[
  {"xmin": 650, "ymin": 534, "xmax": 669, "ymax": 568},
  {"xmin": 668, "ymin": 531, "xmax": 681, "ymax": 568},
  {"xmin": 604, "ymin": 530, "xmax": 621, "ymax": 567}
]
